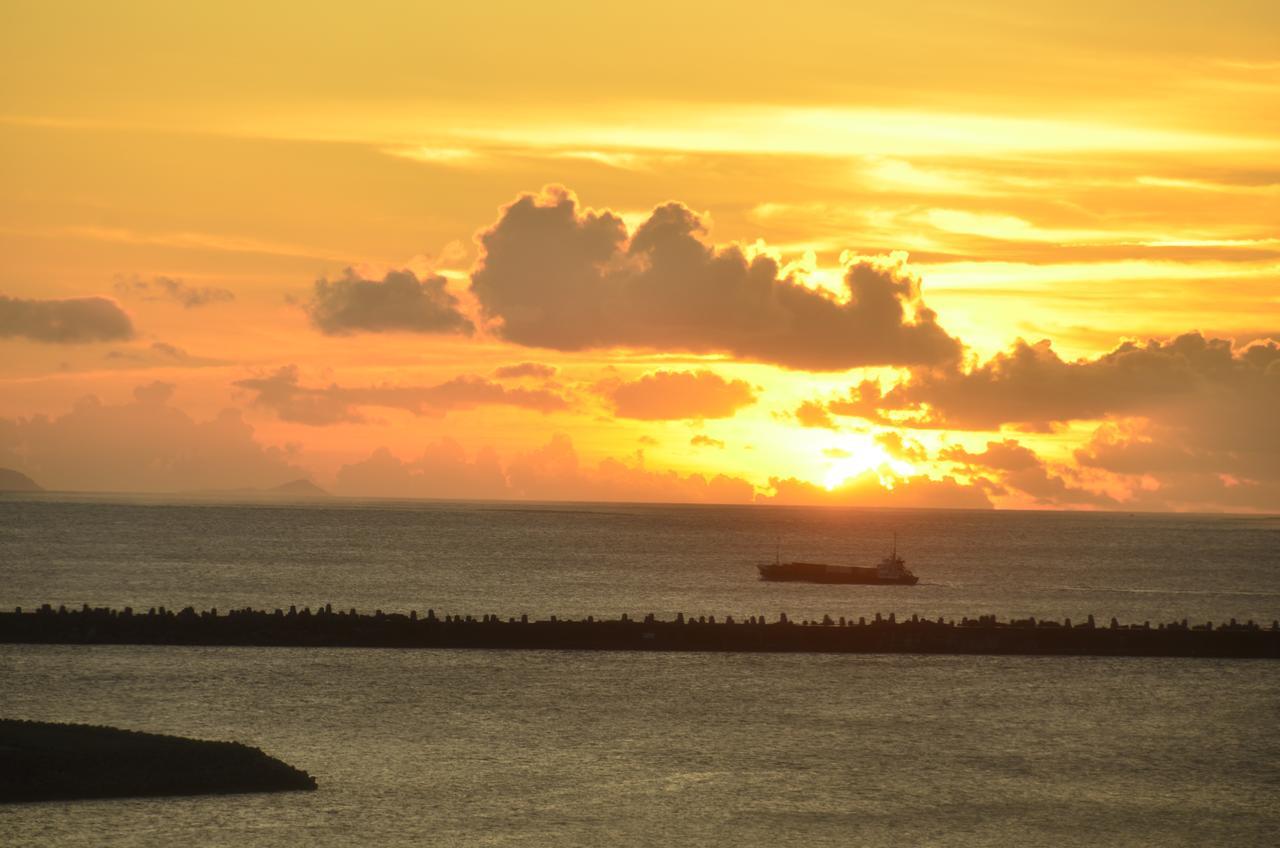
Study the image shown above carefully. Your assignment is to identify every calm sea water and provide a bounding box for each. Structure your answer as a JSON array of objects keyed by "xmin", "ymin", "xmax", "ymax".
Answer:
[{"xmin": 2, "ymin": 494, "xmax": 1279, "ymax": 846}]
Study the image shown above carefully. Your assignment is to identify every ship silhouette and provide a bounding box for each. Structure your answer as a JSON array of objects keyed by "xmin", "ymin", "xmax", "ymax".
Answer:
[{"xmin": 757, "ymin": 535, "xmax": 919, "ymax": 585}]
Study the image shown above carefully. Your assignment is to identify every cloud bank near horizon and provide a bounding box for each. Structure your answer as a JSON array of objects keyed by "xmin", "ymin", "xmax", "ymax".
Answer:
[{"xmin": 233, "ymin": 365, "xmax": 571, "ymax": 426}]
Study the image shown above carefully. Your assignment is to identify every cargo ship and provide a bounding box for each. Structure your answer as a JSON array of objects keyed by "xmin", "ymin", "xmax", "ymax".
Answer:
[{"xmin": 758, "ymin": 538, "xmax": 919, "ymax": 585}]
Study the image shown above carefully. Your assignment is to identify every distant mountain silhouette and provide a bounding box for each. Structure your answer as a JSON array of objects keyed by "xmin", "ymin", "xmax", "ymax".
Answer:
[{"xmin": 0, "ymin": 468, "xmax": 43, "ymax": 492}]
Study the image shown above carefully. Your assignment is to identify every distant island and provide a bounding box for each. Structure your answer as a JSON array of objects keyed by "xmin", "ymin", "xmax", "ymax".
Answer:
[
  {"xmin": 0, "ymin": 719, "xmax": 316, "ymax": 803},
  {"xmin": 0, "ymin": 468, "xmax": 43, "ymax": 492},
  {"xmin": 265, "ymin": 478, "xmax": 329, "ymax": 497},
  {"xmin": 0, "ymin": 470, "xmax": 330, "ymax": 499}
]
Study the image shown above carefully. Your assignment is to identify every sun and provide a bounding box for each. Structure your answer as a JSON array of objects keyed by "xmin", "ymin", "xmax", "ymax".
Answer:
[{"xmin": 822, "ymin": 434, "xmax": 918, "ymax": 491}]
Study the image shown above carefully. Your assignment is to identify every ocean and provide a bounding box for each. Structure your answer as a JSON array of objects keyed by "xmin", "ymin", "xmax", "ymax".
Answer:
[{"xmin": 2, "ymin": 494, "xmax": 1278, "ymax": 846}]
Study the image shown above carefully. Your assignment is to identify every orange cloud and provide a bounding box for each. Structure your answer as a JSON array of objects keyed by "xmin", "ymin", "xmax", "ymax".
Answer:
[
  {"xmin": 794, "ymin": 400, "xmax": 837, "ymax": 429},
  {"xmin": 492, "ymin": 361, "xmax": 558, "ymax": 379},
  {"xmin": 336, "ymin": 433, "xmax": 755, "ymax": 504},
  {"xmin": 600, "ymin": 369, "xmax": 756, "ymax": 420},
  {"xmin": 470, "ymin": 187, "xmax": 960, "ymax": 369}
]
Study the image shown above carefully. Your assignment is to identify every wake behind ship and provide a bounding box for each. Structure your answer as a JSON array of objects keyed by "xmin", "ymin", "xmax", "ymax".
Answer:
[{"xmin": 758, "ymin": 540, "xmax": 919, "ymax": 585}]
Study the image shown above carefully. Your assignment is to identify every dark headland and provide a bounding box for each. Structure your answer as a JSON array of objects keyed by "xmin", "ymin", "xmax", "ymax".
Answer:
[
  {"xmin": 4, "ymin": 605, "xmax": 1278, "ymax": 658},
  {"xmin": 0, "ymin": 468, "xmax": 43, "ymax": 492},
  {"xmin": 0, "ymin": 719, "xmax": 316, "ymax": 804}
]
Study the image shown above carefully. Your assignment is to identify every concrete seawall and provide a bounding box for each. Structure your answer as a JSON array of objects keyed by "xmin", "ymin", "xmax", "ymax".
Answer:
[{"xmin": 3, "ymin": 605, "xmax": 1278, "ymax": 658}]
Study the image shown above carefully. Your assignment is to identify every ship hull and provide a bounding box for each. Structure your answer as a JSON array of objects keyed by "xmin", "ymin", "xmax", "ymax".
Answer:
[{"xmin": 757, "ymin": 562, "xmax": 919, "ymax": 585}]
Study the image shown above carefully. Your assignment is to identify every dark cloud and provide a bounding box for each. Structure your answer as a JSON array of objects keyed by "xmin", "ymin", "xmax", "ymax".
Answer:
[
  {"xmin": 470, "ymin": 187, "xmax": 961, "ymax": 370},
  {"xmin": 305, "ymin": 269, "xmax": 474, "ymax": 336},
  {"xmin": 827, "ymin": 380, "xmax": 890, "ymax": 422},
  {"xmin": 234, "ymin": 365, "xmax": 570, "ymax": 426},
  {"xmin": 600, "ymin": 369, "xmax": 757, "ymax": 420},
  {"xmin": 493, "ymin": 361, "xmax": 558, "ymax": 380},
  {"xmin": 115, "ymin": 275, "xmax": 234, "ymax": 308},
  {"xmin": 875, "ymin": 333, "xmax": 1277, "ymax": 431},
  {"xmin": 0, "ymin": 295, "xmax": 133, "ymax": 343},
  {"xmin": 132, "ymin": 380, "xmax": 177, "ymax": 405},
  {"xmin": 941, "ymin": 439, "xmax": 1117, "ymax": 507},
  {"xmin": 690, "ymin": 434, "xmax": 726, "ymax": 449}
]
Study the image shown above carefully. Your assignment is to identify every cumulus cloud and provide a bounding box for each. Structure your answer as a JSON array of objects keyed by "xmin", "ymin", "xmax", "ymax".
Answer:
[
  {"xmin": 0, "ymin": 295, "xmax": 133, "ymax": 343},
  {"xmin": 470, "ymin": 187, "xmax": 961, "ymax": 370},
  {"xmin": 0, "ymin": 384, "xmax": 304, "ymax": 492},
  {"xmin": 234, "ymin": 365, "xmax": 570, "ymax": 426},
  {"xmin": 114, "ymin": 275, "xmax": 234, "ymax": 308},
  {"xmin": 304, "ymin": 268, "xmax": 474, "ymax": 336},
  {"xmin": 493, "ymin": 361, "xmax": 558, "ymax": 379},
  {"xmin": 690, "ymin": 434, "xmax": 726, "ymax": 449},
  {"xmin": 941, "ymin": 439, "xmax": 1116, "ymax": 507},
  {"xmin": 600, "ymin": 369, "xmax": 757, "ymax": 420}
]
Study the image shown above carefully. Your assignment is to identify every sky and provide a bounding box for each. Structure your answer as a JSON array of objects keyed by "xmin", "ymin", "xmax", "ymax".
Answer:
[{"xmin": 1, "ymin": 1, "xmax": 1278, "ymax": 511}]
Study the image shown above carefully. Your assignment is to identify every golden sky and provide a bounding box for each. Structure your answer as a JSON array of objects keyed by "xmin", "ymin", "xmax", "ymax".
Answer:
[{"xmin": 2, "ymin": 1, "xmax": 1278, "ymax": 511}]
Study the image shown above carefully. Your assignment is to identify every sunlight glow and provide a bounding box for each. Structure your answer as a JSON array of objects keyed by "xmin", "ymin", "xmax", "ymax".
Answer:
[{"xmin": 821, "ymin": 435, "xmax": 918, "ymax": 491}]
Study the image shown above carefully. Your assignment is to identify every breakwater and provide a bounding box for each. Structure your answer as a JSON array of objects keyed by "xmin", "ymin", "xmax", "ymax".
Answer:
[
  {"xmin": 3, "ymin": 605, "xmax": 1278, "ymax": 658},
  {"xmin": 0, "ymin": 719, "xmax": 316, "ymax": 803}
]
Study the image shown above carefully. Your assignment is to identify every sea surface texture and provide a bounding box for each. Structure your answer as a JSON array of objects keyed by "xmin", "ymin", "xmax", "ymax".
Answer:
[{"xmin": 2, "ymin": 494, "xmax": 1278, "ymax": 846}]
